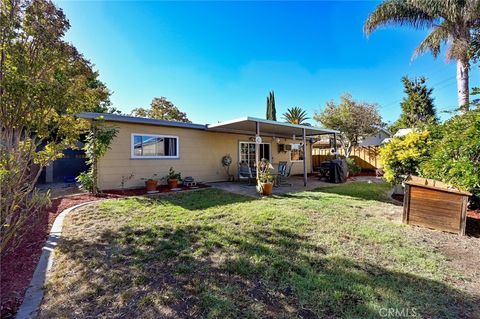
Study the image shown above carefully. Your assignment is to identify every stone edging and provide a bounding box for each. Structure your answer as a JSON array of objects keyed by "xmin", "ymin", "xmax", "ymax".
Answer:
[{"xmin": 15, "ymin": 200, "xmax": 102, "ymax": 319}]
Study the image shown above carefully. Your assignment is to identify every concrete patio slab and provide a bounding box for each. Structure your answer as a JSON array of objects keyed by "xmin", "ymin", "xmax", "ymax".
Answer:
[{"xmin": 208, "ymin": 175, "xmax": 381, "ymax": 198}]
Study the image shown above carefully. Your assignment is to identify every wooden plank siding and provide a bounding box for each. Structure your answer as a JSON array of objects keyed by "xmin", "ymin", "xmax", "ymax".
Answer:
[{"xmin": 402, "ymin": 178, "xmax": 471, "ymax": 235}]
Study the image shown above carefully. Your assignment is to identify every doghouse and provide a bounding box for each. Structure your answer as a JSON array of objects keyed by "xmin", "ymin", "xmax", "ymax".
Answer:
[{"xmin": 403, "ymin": 176, "xmax": 471, "ymax": 235}]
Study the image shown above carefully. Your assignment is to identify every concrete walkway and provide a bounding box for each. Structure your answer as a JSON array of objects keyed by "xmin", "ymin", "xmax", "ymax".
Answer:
[{"xmin": 208, "ymin": 175, "xmax": 381, "ymax": 198}]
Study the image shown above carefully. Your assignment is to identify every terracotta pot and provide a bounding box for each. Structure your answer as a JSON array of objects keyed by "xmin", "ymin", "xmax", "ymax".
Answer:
[
  {"xmin": 145, "ymin": 180, "xmax": 158, "ymax": 192},
  {"xmin": 168, "ymin": 179, "xmax": 178, "ymax": 189},
  {"xmin": 260, "ymin": 182, "xmax": 273, "ymax": 196}
]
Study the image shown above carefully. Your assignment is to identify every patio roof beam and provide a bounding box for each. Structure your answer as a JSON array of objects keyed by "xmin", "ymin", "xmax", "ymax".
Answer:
[
  {"xmin": 255, "ymin": 121, "xmax": 260, "ymax": 179},
  {"xmin": 303, "ymin": 128, "xmax": 307, "ymax": 187},
  {"xmin": 206, "ymin": 127, "xmax": 299, "ymax": 139}
]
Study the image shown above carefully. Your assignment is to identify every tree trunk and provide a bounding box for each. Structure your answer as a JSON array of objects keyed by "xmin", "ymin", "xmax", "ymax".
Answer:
[{"xmin": 457, "ymin": 59, "xmax": 469, "ymax": 112}]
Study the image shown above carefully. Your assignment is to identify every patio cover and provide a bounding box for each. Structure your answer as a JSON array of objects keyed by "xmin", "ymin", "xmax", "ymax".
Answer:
[
  {"xmin": 208, "ymin": 117, "xmax": 339, "ymax": 186},
  {"xmin": 207, "ymin": 116, "xmax": 338, "ymax": 138}
]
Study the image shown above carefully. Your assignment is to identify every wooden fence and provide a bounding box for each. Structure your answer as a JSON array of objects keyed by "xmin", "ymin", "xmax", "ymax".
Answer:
[{"xmin": 312, "ymin": 146, "xmax": 381, "ymax": 171}]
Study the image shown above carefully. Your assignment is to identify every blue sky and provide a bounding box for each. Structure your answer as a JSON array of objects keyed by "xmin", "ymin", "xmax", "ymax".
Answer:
[{"xmin": 57, "ymin": 1, "xmax": 479, "ymax": 125}]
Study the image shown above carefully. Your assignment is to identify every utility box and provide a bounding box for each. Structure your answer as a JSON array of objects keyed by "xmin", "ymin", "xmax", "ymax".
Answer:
[{"xmin": 403, "ymin": 176, "xmax": 471, "ymax": 235}]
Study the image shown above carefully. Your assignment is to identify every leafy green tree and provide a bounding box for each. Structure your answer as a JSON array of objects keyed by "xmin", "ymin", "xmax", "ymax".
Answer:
[
  {"xmin": 380, "ymin": 130, "xmax": 432, "ymax": 184},
  {"xmin": 283, "ymin": 107, "xmax": 310, "ymax": 125},
  {"xmin": 314, "ymin": 93, "xmax": 382, "ymax": 157},
  {"xmin": 420, "ymin": 109, "xmax": 480, "ymax": 194},
  {"xmin": 87, "ymin": 71, "xmax": 122, "ymax": 114},
  {"xmin": 390, "ymin": 76, "xmax": 437, "ymax": 133},
  {"xmin": 0, "ymin": 0, "xmax": 109, "ymax": 253},
  {"xmin": 266, "ymin": 91, "xmax": 277, "ymax": 121},
  {"xmin": 364, "ymin": 0, "xmax": 480, "ymax": 112},
  {"xmin": 470, "ymin": 87, "xmax": 480, "ymax": 109},
  {"xmin": 131, "ymin": 97, "xmax": 191, "ymax": 123}
]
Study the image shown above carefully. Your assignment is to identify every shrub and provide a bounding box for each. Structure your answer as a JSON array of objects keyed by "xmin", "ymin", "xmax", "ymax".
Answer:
[
  {"xmin": 77, "ymin": 120, "xmax": 118, "ymax": 194},
  {"xmin": 379, "ymin": 130, "xmax": 431, "ymax": 184},
  {"xmin": 346, "ymin": 158, "xmax": 362, "ymax": 175},
  {"xmin": 420, "ymin": 110, "xmax": 480, "ymax": 195},
  {"xmin": 77, "ymin": 171, "xmax": 95, "ymax": 193}
]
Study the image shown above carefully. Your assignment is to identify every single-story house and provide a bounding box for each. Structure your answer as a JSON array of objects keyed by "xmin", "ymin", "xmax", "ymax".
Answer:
[
  {"xmin": 358, "ymin": 127, "xmax": 391, "ymax": 147},
  {"xmin": 78, "ymin": 112, "xmax": 338, "ymax": 190},
  {"xmin": 313, "ymin": 127, "xmax": 391, "ymax": 150}
]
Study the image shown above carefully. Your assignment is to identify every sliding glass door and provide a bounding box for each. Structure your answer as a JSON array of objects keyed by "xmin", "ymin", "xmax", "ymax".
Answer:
[{"xmin": 239, "ymin": 142, "xmax": 271, "ymax": 169}]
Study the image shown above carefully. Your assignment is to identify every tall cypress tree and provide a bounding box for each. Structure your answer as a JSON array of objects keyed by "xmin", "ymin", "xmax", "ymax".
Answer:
[
  {"xmin": 266, "ymin": 91, "xmax": 277, "ymax": 121},
  {"xmin": 390, "ymin": 76, "xmax": 437, "ymax": 133}
]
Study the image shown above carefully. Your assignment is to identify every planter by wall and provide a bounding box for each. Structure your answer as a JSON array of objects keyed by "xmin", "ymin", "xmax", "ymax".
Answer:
[
  {"xmin": 145, "ymin": 180, "xmax": 158, "ymax": 192},
  {"xmin": 167, "ymin": 179, "xmax": 178, "ymax": 189}
]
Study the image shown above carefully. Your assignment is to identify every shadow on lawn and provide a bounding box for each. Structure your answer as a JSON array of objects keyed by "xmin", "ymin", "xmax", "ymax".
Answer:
[
  {"xmin": 146, "ymin": 188, "xmax": 254, "ymax": 211},
  {"xmin": 40, "ymin": 221, "xmax": 479, "ymax": 318}
]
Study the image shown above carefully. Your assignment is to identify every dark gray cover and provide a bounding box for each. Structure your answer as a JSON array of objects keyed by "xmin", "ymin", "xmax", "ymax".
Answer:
[{"xmin": 329, "ymin": 159, "xmax": 348, "ymax": 183}]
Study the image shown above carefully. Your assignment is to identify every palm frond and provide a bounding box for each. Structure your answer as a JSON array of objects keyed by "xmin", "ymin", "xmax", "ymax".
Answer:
[
  {"xmin": 464, "ymin": 0, "xmax": 480, "ymax": 22},
  {"xmin": 413, "ymin": 21, "xmax": 450, "ymax": 59},
  {"xmin": 283, "ymin": 107, "xmax": 310, "ymax": 125},
  {"xmin": 364, "ymin": 0, "xmax": 436, "ymax": 36},
  {"xmin": 408, "ymin": 0, "xmax": 459, "ymax": 21}
]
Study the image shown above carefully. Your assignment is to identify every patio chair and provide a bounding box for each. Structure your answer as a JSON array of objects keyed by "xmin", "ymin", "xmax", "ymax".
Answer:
[
  {"xmin": 277, "ymin": 162, "xmax": 293, "ymax": 187},
  {"xmin": 278, "ymin": 161, "xmax": 287, "ymax": 174},
  {"xmin": 238, "ymin": 162, "xmax": 255, "ymax": 184}
]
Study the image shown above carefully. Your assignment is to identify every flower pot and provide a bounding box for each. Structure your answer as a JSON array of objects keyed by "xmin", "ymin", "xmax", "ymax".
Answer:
[
  {"xmin": 168, "ymin": 179, "xmax": 178, "ymax": 189},
  {"xmin": 259, "ymin": 182, "xmax": 273, "ymax": 196},
  {"xmin": 145, "ymin": 180, "xmax": 158, "ymax": 192}
]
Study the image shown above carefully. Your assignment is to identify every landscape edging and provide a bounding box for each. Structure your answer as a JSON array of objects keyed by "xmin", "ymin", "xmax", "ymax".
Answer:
[{"xmin": 15, "ymin": 200, "xmax": 103, "ymax": 319}]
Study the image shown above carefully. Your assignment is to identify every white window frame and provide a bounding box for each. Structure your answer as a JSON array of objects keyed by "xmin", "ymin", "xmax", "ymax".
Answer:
[
  {"xmin": 131, "ymin": 133, "xmax": 179, "ymax": 159},
  {"xmin": 290, "ymin": 143, "xmax": 304, "ymax": 162},
  {"xmin": 238, "ymin": 141, "xmax": 272, "ymax": 166}
]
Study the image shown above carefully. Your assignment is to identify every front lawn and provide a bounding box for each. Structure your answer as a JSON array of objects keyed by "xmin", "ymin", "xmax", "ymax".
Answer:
[{"xmin": 39, "ymin": 182, "xmax": 479, "ymax": 318}]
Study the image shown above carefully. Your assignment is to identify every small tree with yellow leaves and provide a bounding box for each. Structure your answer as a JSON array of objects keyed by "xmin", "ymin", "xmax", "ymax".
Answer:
[{"xmin": 379, "ymin": 131, "xmax": 431, "ymax": 184}]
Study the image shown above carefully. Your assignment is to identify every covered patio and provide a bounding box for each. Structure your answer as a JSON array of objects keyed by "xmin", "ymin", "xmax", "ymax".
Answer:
[
  {"xmin": 208, "ymin": 175, "xmax": 382, "ymax": 198},
  {"xmin": 207, "ymin": 117, "xmax": 339, "ymax": 186},
  {"xmin": 208, "ymin": 175, "xmax": 333, "ymax": 197}
]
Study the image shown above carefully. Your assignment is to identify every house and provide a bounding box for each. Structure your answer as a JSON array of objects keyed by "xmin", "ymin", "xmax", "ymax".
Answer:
[
  {"xmin": 358, "ymin": 127, "xmax": 391, "ymax": 146},
  {"xmin": 78, "ymin": 112, "xmax": 338, "ymax": 190},
  {"xmin": 312, "ymin": 127, "xmax": 391, "ymax": 151}
]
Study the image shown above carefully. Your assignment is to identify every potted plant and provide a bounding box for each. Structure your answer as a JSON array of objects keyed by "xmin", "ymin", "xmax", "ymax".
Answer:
[
  {"xmin": 165, "ymin": 167, "xmax": 181, "ymax": 189},
  {"xmin": 222, "ymin": 154, "xmax": 234, "ymax": 181},
  {"xmin": 256, "ymin": 158, "xmax": 275, "ymax": 196},
  {"xmin": 142, "ymin": 174, "xmax": 158, "ymax": 192}
]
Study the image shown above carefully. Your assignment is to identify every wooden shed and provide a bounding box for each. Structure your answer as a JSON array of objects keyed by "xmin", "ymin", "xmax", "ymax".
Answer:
[{"xmin": 403, "ymin": 176, "xmax": 471, "ymax": 235}]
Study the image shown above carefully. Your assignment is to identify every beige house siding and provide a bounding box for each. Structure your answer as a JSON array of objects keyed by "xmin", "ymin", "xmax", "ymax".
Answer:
[{"xmin": 98, "ymin": 121, "xmax": 312, "ymax": 190}]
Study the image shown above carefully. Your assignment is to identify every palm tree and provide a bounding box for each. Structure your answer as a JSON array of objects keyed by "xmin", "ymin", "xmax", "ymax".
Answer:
[
  {"xmin": 283, "ymin": 107, "xmax": 310, "ymax": 124},
  {"xmin": 364, "ymin": 0, "xmax": 480, "ymax": 112}
]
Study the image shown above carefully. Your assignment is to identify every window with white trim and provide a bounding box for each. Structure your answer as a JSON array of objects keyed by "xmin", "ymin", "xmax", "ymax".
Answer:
[
  {"xmin": 290, "ymin": 143, "xmax": 304, "ymax": 161},
  {"xmin": 131, "ymin": 134, "xmax": 179, "ymax": 158}
]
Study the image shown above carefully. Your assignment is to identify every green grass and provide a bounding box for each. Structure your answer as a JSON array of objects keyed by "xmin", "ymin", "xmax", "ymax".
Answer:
[{"xmin": 39, "ymin": 182, "xmax": 478, "ymax": 318}]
